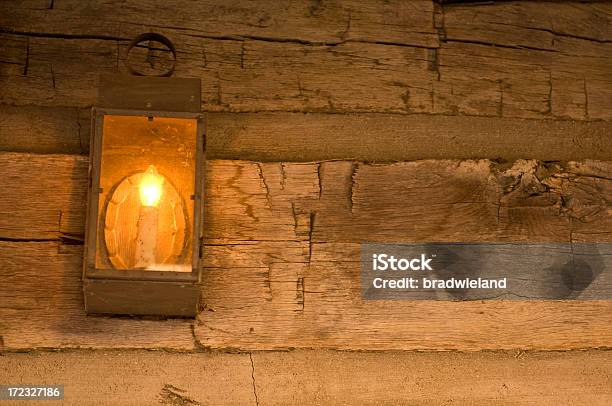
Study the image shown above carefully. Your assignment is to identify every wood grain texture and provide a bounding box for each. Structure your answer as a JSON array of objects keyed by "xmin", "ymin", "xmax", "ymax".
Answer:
[
  {"xmin": 205, "ymin": 112, "xmax": 612, "ymax": 161},
  {"xmin": 0, "ymin": 242, "xmax": 196, "ymax": 350},
  {"xmin": 197, "ymin": 159, "xmax": 612, "ymax": 350},
  {"xmin": 0, "ymin": 351, "xmax": 255, "ymax": 405},
  {"xmin": 0, "ymin": 153, "xmax": 87, "ymax": 239},
  {"xmin": 0, "ymin": 0, "xmax": 438, "ymax": 47},
  {"xmin": 438, "ymin": 2, "xmax": 612, "ymax": 120},
  {"xmin": 0, "ymin": 104, "xmax": 87, "ymax": 155},
  {"xmin": 3, "ymin": 107, "xmax": 612, "ymax": 160},
  {"xmin": 251, "ymin": 350, "xmax": 612, "ymax": 405},
  {"xmin": 1, "ymin": 350, "xmax": 611, "ymax": 405},
  {"xmin": 0, "ymin": 1, "xmax": 610, "ymax": 120},
  {"xmin": 1, "ymin": 152, "xmax": 610, "ymax": 350}
]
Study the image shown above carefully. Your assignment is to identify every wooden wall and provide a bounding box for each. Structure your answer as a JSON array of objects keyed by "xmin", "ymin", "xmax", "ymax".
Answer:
[{"xmin": 0, "ymin": 0, "xmax": 610, "ymax": 351}]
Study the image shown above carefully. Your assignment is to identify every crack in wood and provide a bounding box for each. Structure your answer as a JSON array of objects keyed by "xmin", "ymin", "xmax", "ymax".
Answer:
[
  {"xmin": 279, "ymin": 163, "xmax": 287, "ymax": 190},
  {"xmin": 50, "ymin": 64, "xmax": 55, "ymax": 89},
  {"xmin": 430, "ymin": 81, "xmax": 435, "ymax": 111},
  {"xmin": 490, "ymin": 20, "xmax": 612, "ymax": 45},
  {"xmin": 215, "ymin": 71, "xmax": 223, "ymax": 106},
  {"xmin": 348, "ymin": 162, "xmax": 357, "ymax": 214},
  {"xmin": 240, "ymin": 42, "xmax": 245, "ymax": 69},
  {"xmin": 290, "ymin": 202, "xmax": 299, "ymax": 236},
  {"xmin": 443, "ymin": 38, "xmax": 558, "ymax": 53},
  {"xmin": 249, "ymin": 353, "xmax": 259, "ymax": 406},
  {"xmin": 184, "ymin": 31, "xmax": 438, "ymax": 50},
  {"xmin": 317, "ymin": 163, "xmax": 323, "ymax": 199},
  {"xmin": 0, "ymin": 28, "xmax": 128, "ymax": 42},
  {"xmin": 296, "ymin": 277, "xmax": 305, "ymax": 312},
  {"xmin": 76, "ymin": 113, "xmax": 85, "ymax": 154},
  {"xmin": 309, "ymin": 211, "xmax": 316, "ymax": 263},
  {"xmin": 265, "ymin": 265, "xmax": 272, "ymax": 296},
  {"xmin": 256, "ymin": 163, "xmax": 272, "ymax": 208},
  {"xmin": 547, "ymin": 71, "xmax": 553, "ymax": 115},
  {"xmin": 427, "ymin": 48, "xmax": 440, "ymax": 79},
  {"xmin": 0, "ymin": 237, "xmax": 59, "ymax": 243},
  {"xmin": 0, "ymin": 60, "xmax": 22, "ymax": 66}
]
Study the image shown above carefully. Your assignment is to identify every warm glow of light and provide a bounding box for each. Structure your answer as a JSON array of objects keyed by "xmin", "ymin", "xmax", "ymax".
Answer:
[{"xmin": 139, "ymin": 165, "xmax": 164, "ymax": 207}]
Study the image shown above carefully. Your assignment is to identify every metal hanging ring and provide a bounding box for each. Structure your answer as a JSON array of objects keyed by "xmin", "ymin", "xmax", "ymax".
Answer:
[{"xmin": 125, "ymin": 33, "xmax": 177, "ymax": 77}]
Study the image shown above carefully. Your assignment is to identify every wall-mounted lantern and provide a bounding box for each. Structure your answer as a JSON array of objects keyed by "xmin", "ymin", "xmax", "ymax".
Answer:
[{"xmin": 83, "ymin": 34, "xmax": 204, "ymax": 317}]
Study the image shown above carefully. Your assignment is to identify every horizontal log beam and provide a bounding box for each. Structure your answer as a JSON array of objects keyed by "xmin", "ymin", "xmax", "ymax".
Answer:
[
  {"xmin": 3, "ymin": 107, "xmax": 612, "ymax": 161},
  {"xmin": 0, "ymin": 0, "xmax": 438, "ymax": 48},
  {"xmin": 2, "ymin": 350, "xmax": 611, "ymax": 404},
  {"xmin": 1, "ymin": 152, "xmax": 610, "ymax": 350},
  {"xmin": 2, "ymin": 152, "xmax": 611, "ymax": 242},
  {"xmin": 0, "ymin": 1, "xmax": 610, "ymax": 120},
  {"xmin": 205, "ymin": 112, "xmax": 612, "ymax": 161}
]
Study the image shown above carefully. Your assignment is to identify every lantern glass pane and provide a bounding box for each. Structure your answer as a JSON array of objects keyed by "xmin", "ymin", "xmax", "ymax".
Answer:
[{"xmin": 95, "ymin": 115, "xmax": 197, "ymax": 272}]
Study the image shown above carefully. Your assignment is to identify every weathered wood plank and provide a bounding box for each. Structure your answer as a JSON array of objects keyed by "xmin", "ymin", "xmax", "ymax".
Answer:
[
  {"xmin": 2, "ymin": 153, "xmax": 609, "ymax": 246},
  {"xmin": 438, "ymin": 2, "xmax": 612, "ymax": 120},
  {"xmin": 2, "ymin": 350, "xmax": 611, "ymax": 405},
  {"xmin": 4, "ymin": 107, "xmax": 612, "ymax": 161},
  {"xmin": 205, "ymin": 112, "xmax": 612, "ymax": 161},
  {"xmin": 1, "ymin": 152, "xmax": 610, "ymax": 350},
  {"xmin": 0, "ymin": 34, "xmax": 437, "ymax": 113},
  {"xmin": 200, "ymin": 259, "xmax": 612, "ymax": 351},
  {"xmin": 199, "ymin": 159, "xmax": 611, "ymax": 349},
  {"xmin": 253, "ymin": 351, "xmax": 612, "ymax": 405},
  {"xmin": 0, "ymin": 152, "xmax": 87, "ymax": 239},
  {"xmin": 0, "ymin": 242, "xmax": 196, "ymax": 350},
  {"xmin": 0, "ymin": 351, "xmax": 256, "ymax": 405},
  {"xmin": 443, "ymin": 1, "xmax": 611, "ymax": 47},
  {"xmin": 0, "ymin": 0, "xmax": 438, "ymax": 47},
  {"xmin": 1, "ymin": 1, "xmax": 609, "ymax": 120},
  {"xmin": 434, "ymin": 39, "xmax": 612, "ymax": 120},
  {"xmin": 0, "ymin": 104, "xmax": 87, "ymax": 154},
  {"xmin": 254, "ymin": 350, "xmax": 612, "ymax": 405}
]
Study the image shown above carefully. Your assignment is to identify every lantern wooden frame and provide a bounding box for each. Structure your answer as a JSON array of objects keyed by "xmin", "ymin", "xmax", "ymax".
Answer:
[{"xmin": 83, "ymin": 75, "xmax": 204, "ymax": 317}]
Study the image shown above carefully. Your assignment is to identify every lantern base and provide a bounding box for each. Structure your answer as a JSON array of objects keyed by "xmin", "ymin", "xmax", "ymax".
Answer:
[{"xmin": 83, "ymin": 279, "xmax": 200, "ymax": 317}]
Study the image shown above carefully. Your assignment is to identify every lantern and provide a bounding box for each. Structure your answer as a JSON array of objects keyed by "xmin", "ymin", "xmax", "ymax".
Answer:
[{"xmin": 83, "ymin": 72, "xmax": 204, "ymax": 317}]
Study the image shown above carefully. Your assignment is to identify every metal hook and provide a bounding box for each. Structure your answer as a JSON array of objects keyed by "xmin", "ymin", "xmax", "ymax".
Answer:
[{"xmin": 125, "ymin": 32, "xmax": 177, "ymax": 77}]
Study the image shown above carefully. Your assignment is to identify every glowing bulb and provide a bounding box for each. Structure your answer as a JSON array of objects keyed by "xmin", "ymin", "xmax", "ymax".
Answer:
[{"xmin": 139, "ymin": 165, "xmax": 164, "ymax": 207}]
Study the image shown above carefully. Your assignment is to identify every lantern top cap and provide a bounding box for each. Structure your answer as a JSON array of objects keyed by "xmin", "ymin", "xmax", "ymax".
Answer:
[{"xmin": 98, "ymin": 74, "xmax": 201, "ymax": 113}]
